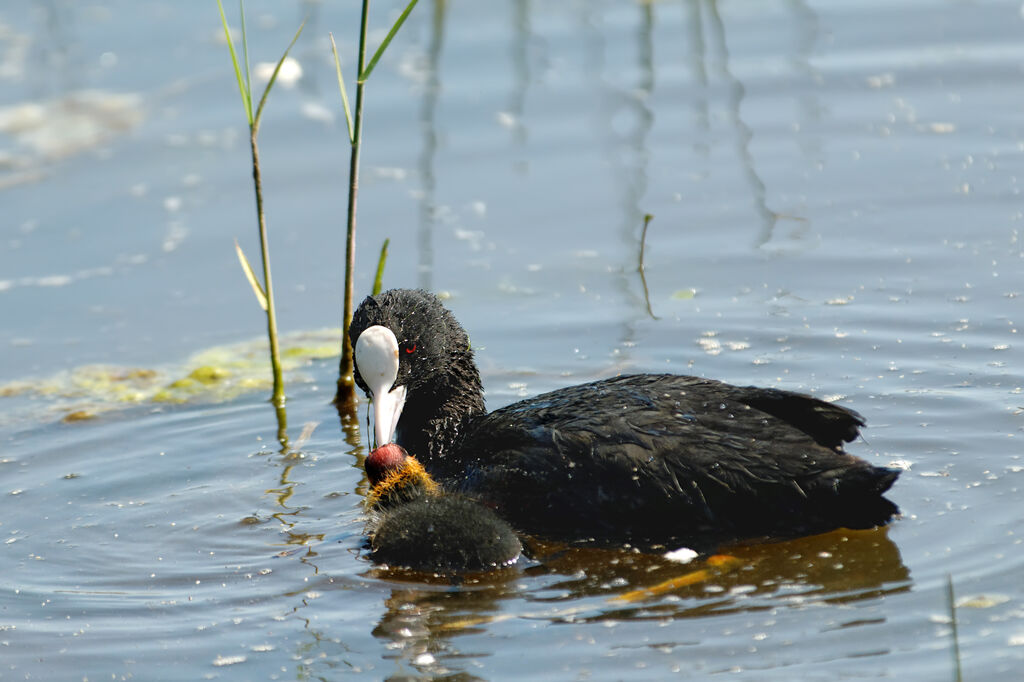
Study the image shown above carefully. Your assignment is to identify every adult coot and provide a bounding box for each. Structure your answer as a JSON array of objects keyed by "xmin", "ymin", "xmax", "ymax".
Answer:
[
  {"xmin": 351, "ymin": 288, "xmax": 899, "ymax": 550},
  {"xmin": 365, "ymin": 443, "xmax": 522, "ymax": 573}
]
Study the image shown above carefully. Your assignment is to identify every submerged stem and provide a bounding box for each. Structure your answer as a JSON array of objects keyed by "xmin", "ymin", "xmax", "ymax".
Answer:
[
  {"xmin": 947, "ymin": 574, "xmax": 963, "ymax": 682},
  {"xmin": 637, "ymin": 213, "xmax": 658, "ymax": 320}
]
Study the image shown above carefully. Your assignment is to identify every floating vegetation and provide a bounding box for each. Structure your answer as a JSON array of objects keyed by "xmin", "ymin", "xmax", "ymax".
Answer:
[
  {"xmin": 0, "ymin": 89, "xmax": 143, "ymax": 160},
  {"xmin": 0, "ymin": 88, "xmax": 144, "ymax": 190},
  {"xmin": 0, "ymin": 329, "xmax": 340, "ymax": 427},
  {"xmin": 62, "ymin": 410, "xmax": 98, "ymax": 423}
]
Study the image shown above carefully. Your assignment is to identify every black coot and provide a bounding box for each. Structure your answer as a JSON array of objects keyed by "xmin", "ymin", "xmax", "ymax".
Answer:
[
  {"xmin": 351, "ymin": 288, "xmax": 899, "ymax": 550},
  {"xmin": 365, "ymin": 443, "xmax": 522, "ymax": 573}
]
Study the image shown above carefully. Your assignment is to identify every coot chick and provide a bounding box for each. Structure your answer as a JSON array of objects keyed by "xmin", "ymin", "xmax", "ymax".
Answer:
[
  {"xmin": 351, "ymin": 288, "xmax": 900, "ymax": 550},
  {"xmin": 365, "ymin": 443, "xmax": 522, "ymax": 573}
]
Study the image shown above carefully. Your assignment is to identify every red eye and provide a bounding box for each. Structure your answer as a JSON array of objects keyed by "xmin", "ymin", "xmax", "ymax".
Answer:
[{"xmin": 404, "ymin": 342, "xmax": 417, "ymax": 355}]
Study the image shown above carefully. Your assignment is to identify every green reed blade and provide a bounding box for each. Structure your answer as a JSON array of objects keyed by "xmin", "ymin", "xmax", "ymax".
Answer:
[
  {"xmin": 253, "ymin": 19, "xmax": 306, "ymax": 130},
  {"xmin": 360, "ymin": 0, "xmax": 420, "ymax": 83},
  {"xmin": 234, "ymin": 239, "xmax": 268, "ymax": 311},
  {"xmin": 329, "ymin": 32, "xmax": 355, "ymax": 144},
  {"xmin": 372, "ymin": 238, "xmax": 390, "ymax": 297},
  {"xmin": 215, "ymin": 0, "xmax": 253, "ymax": 125}
]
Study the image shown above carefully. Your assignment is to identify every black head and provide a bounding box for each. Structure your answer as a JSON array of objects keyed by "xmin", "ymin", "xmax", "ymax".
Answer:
[
  {"xmin": 349, "ymin": 289, "xmax": 472, "ymax": 400},
  {"xmin": 349, "ymin": 289, "xmax": 485, "ymax": 459}
]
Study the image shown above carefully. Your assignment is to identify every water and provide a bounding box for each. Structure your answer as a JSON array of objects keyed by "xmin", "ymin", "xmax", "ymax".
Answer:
[{"xmin": 2, "ymin": 0, "xmax": 1024, "ymax": 679}]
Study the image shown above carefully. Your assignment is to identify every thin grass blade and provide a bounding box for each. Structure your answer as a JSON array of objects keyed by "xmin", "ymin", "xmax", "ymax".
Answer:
[
  {"xmin": 372, "ymin": 238, "xmax": 390, "ymax": 296},
  {"xmin": 238, "ymin": 1, "xmax": 253, "ymax": 122},
  {"xmin": 215, "ymin": 0, "xmax": 253, "ymax": 125},
  {"xmin": 253, "ymin": 19, "xmax": 307, "ymax": 128},
  {"xmin": 360, "ymin": 0, "xmax": 419, "ymax": 83},
  {"xmin": 234, "ymin": 239, "xmax": 269, "ymax": 311},
  {"xmin": 329, "ymin": 33, "xmax": 355, "ymax": 144}
]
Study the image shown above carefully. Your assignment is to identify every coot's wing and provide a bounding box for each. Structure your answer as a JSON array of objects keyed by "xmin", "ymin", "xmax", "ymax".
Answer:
[
  {"xmin": 447, "ymin": 374, "xmax": 896, "ymax": 547},
  {"xmin": 730, "ymin": 385, "xmax": 865, "ymax": 449},
  {"xmin": 621, "ymin": 374, "xmax": 866, "ymax": 449}
]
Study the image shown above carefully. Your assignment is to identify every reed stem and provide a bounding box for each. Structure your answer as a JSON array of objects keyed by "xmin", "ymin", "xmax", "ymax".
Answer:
[
  {"xmin": 217, "ymin": 0, "xmax": 303, "ymax": 410},
  {"xmin": 336, "ymin": 0, "xmax": 371, "ymax": 403},
  {"xmin": 334, "ymin": 0, "xmax": 419, "ymax": 404},
  {"xmin": 947, "ymin": 574, "xmax": 963, "ymax": 682},
  {"xmin": 249, "ymin": 129, "xmax": 285, "ymax": 407}
]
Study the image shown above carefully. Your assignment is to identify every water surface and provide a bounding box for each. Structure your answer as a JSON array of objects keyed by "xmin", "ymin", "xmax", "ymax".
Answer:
[{"xmin": 2, "ymin": 1, "xmax": 1023, "ymax": 679}]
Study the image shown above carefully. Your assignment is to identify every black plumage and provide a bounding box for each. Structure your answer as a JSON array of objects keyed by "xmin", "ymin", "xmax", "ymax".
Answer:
[
  {"xmin": 365, "ymin": 444, "xmax": 522, "ymax": 573},
  {"xmin": 369, "ymin": 496, "xmax": 523, "ymax": 573},
  {"xmin": 351, "ymin": 289, "xmax": 899, "ymax": 550}
]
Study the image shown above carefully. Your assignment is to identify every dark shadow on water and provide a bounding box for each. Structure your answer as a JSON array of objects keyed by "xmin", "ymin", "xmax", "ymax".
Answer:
[
  {"xmin": 342, "ymin": 526, "xmax": 909, "ymax": 675},
  {"xmin": 523, "ymin": 525, "xmax": 909, "ymax": 612},
  {"xmin": 365, "ymin": 568, "xmax": 528, "ymax": 678}
]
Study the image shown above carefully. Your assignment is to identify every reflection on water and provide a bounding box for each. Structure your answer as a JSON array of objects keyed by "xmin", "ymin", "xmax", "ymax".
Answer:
[
  {"xmin": 359, "ymin": 527, "xmax": 909, "ymax": 676},
  {"xmin": 370, "ymin": 577, "xmax": 522, "ymax": 673},
  {"xmin": 529, "ymin": 527, "xmax": 909, "ymax": 610},
  {"xmin": 704, "ymin": 0, "xmax": 777, "ymax": 247},
  {"xmin": 415, "ymin": 0, "xmax": 446, "ymax": 292}
]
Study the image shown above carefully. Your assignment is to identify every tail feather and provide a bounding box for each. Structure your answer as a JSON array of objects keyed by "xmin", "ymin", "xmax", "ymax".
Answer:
[{"xmin": 830, "ymin": 465, "xmax": 901, "ymax": 529}]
